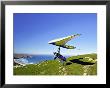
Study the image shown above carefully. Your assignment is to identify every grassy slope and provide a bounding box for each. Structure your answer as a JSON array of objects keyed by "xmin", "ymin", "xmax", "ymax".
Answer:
[{"xmin": 14, "ymin": 53, "xmax": 97, "ymax": 75}]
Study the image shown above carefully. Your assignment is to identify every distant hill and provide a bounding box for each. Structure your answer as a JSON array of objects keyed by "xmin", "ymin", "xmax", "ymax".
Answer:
[
  {"xmin": 67, "ymin": 53, "xmax": 97, "ymax": 61},
  {"xmin": 14, "ymin": 53, "xmax": 33, "ymax": 59}
]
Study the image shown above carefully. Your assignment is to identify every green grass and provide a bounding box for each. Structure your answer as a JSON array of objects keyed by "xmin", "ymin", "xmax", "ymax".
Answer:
[
  {"xmin": 14, "ymin": 53, "xmax": 97, "ymax": 75},
  {"xmin": 67, "ymin": 53, "xmax": 97, "ymax": 61}
]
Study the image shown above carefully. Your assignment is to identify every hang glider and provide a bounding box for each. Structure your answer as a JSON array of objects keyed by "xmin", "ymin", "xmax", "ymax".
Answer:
[{"xmin": 48, "ymin": 34, "xmax": 81, "ymax": 49}]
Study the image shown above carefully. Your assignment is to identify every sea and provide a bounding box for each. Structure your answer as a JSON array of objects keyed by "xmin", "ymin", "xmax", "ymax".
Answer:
[{"xmin": 14, "ymin": 55, "xmax": 70, "ymax": 65}]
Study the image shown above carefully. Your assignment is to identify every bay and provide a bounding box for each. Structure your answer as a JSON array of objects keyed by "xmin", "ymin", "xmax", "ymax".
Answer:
[{"xmin": 14, "ymin": 54, "xmax": 70, "ymax": 65}]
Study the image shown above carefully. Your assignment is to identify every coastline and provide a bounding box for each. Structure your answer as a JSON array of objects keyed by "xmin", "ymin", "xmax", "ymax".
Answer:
[{"xmin": 14, "ymin": 53, "xmax": 32, "ymax": 59}]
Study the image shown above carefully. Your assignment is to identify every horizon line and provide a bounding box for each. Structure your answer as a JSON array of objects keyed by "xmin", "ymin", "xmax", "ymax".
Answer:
[{"xmin": 14, "ymin": 52, "xmax": 97, "ymax": 56}]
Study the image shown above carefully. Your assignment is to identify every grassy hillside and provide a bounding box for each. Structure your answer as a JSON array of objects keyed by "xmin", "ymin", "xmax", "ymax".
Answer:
[{"xmin": 14, "ymin": 53, "xmax": 97, "ymax": 75}]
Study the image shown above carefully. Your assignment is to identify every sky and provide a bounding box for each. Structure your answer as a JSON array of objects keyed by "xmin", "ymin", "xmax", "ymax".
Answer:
[{"xmin": 14, "ymin": 13, "xmax": 97, "ymax": 55}]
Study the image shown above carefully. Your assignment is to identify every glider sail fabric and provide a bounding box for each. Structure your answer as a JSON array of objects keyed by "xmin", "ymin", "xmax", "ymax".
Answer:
[
  {"xmin": 61, "ymin": 45, "xmax": 76, "ymax": 49},
  {"xmin": 48, "ymin": 34, "xmax": 81, "ymax": 49}
]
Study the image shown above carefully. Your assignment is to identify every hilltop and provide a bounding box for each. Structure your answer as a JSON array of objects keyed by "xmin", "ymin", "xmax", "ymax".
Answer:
[{"xmin": 13, "ymin": 53, "xmax": 97, "ymax": 75}]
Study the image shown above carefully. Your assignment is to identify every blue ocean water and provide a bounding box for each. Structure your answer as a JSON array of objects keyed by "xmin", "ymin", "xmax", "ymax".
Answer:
[
  {"xmin": 14, "ymin": 55, "xmax": 70, "ymax": 65},
  {"xmin": 14, "ymin": 55, "xmax": 54, "ymax": 64}
]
